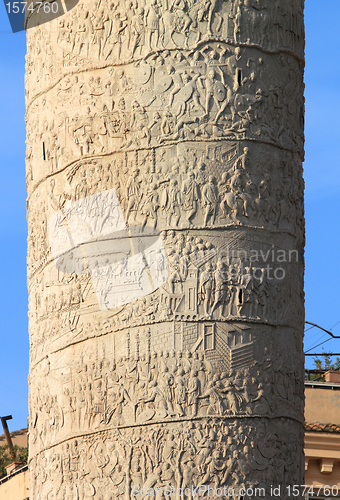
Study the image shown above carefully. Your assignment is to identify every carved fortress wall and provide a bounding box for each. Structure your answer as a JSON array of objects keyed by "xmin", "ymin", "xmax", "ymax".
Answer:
[{"xmin": 26, "ymin": 0, "xmax": 305, "ymax": 498}]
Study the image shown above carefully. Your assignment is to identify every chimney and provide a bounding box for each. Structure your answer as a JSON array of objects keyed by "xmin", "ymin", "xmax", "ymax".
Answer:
[
  {"xmin": 5, "ymin": 462, "xmax": 24, "ymax": 476},
  {"xmin": 325, "ymin": 371, "xmax": 340, "ymax": 383}
]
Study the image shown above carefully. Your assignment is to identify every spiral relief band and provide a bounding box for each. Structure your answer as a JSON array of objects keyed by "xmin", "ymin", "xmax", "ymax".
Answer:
[{"xmin": 26, "ymin": 0, "xmax": 305, "ymax": 498}]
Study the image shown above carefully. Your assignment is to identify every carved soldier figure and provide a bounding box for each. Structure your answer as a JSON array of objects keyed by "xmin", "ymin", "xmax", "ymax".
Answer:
[
  {"xmin": 125, "ymin": 168, "xmax": 141, "ymax": 223},
  {"xmin": 237, "ymin": 266, "xmax": 254, "ymax": 317},
  {"xmin": 130, "ymin": 8, "xmax": 145, "ymax": 57},
  {"xmin": 141, "ymin": 182, "xmax": 160, "ymax": 229},
  {"xmin": 181, "ymin": 171, "xmax": 199, "ymax": 225},
  {"xmin": 174, "ymin": 368, "xmax": 187, "ymax": 417},
  {"xmin": 164, "ymin": 178, "xmax": 181, "ymax": 226},
  {"xmin": 187, "ymin": 370, "xmax": 200, "ymax": 416},
  {"xmin": 105, "ymin": 12, "xmax": 127, "ymax": 60},
  {"xmin": 202, "ymin": 175, "xmax": 219, "ymax": 226},
  {"xmin": 210, "ymin": 261, "xmax": 229, "ymax": 317},
  {"xmin": 144, "ymin": 0, "xmax": 160, "ymax": 50},
  {"xmin": 198, "ymin": 263, "xmax": 214, "ymax": 316},
  {"xmin": 253, "ymin": 269, "xmax": 269, "ymax": 319}
]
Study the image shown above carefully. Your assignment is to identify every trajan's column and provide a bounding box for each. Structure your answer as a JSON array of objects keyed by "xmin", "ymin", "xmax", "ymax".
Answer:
[{"xmin": 26, "ymin": 0, "xmax": 305, "ymax": 498}]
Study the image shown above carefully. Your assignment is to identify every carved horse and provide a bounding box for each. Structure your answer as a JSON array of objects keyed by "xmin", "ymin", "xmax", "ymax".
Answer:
[
  {"xmin": 220, "ymin": 191, "xmax": 244, "ymax": 224},
  {"xmin": 161, "ymin": 0, "xmax": 201, "ymax": 48}
]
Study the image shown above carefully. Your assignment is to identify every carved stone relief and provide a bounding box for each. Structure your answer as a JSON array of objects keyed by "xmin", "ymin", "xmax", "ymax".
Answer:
[
  {"xmin": 26, "ymin": 48, "xmax": 304, "ymax": 194},
  {"xmin": 29, "ymin": 327, "xmax": 304, "ymax": 453},
  {"xmin": 27, "ymin": 0, "xmax": 305, "ymax": 498},
  {"xmin": 25, "ymin": 0, "xmax": 304, "ymax": 98},
  {"xmin": 30, "ymin": 417, "xmax": 304, "ymax": 500}
]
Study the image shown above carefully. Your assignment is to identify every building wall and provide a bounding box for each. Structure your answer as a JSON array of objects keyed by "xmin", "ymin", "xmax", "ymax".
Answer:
[
  {"xmin": 305, "ymin": 384, "xmax": 340, "ymax": 494},
  {"xmin": 0, "ymin": 468, "xmax": 29, "ymax": 500},
  {"xmin": 306, "ymin": 386, "xmax": 340, "ymax": 426}
]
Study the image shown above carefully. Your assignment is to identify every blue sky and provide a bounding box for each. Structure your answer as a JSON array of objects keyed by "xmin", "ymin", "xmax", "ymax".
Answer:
[
  {"xmin": 0, "ymin": 1, "xmax": 339, "ymax": 432},
  {"xmin": 304, "ymin": 1, "xmax": 340, "ymax": 364}
]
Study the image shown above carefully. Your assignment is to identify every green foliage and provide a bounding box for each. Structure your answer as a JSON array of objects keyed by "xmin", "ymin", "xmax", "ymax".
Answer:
[
  {"xmin": 0, "ymin": 444, "xmax": 28, "ymax": 479},
  {"xmin": 309, "ymin": 350, "xmax": 340, "ymax": 381}
]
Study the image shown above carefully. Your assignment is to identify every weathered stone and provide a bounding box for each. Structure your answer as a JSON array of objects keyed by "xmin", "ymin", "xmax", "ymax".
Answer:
[{"xmin": 26, "ymin": 0, "xmax": 305, "ymax": 498}]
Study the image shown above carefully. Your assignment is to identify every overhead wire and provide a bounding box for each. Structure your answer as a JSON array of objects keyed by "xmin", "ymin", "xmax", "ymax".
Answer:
[
  {"xmin": 305, "ymin": 337, "xmax": 332, "ymax": 354},
  {"xmin": 304, "ymin": 320, "xmax": 340, "ymax": 356},
  {"xmin": 330, "ymin": 320, "xmax": 340, "ymax": 331},
  {"xmin": 305, "ymin": 333, "xmax": 329, "ymax": 352}
]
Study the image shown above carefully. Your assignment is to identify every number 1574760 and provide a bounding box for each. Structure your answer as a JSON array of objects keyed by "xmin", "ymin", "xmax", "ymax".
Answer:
[{"xmin": 5, "ymin": 2, "xmax": 60, "ymax": 14}]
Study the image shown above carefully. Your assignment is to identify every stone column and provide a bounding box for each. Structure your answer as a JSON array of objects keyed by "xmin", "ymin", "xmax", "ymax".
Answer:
[{"xmin": 26, "ymin": 0, "xmax": 305, "ymax": 498}]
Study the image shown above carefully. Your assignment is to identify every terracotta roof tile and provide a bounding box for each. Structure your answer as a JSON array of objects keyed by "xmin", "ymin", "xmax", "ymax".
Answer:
[{"xmin": 305, "ymin": 422, "xmax": 340, "ymax": 433}]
